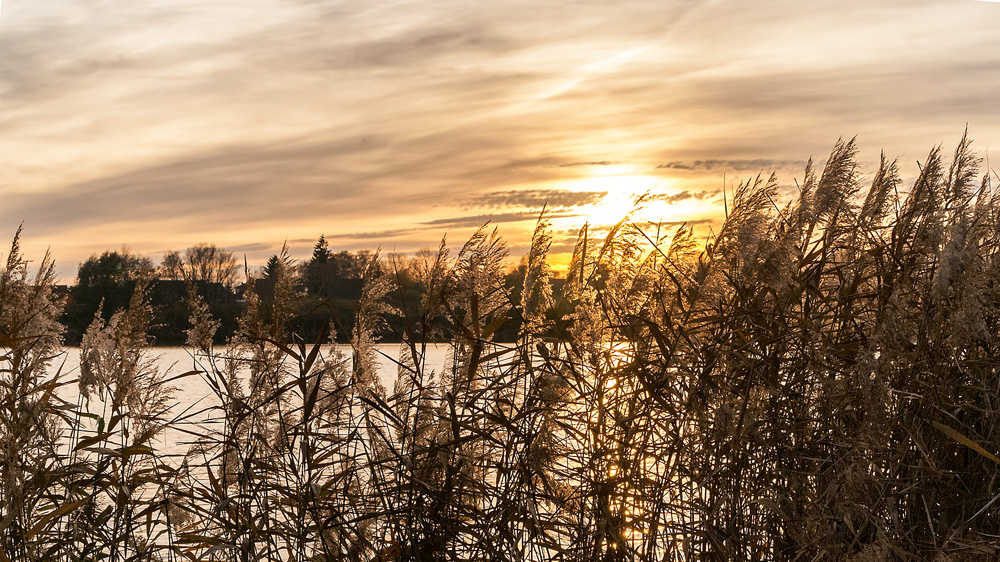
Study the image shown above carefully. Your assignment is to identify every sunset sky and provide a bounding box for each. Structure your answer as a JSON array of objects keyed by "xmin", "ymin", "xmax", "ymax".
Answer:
[{"xmin": 3, "ymin": 0, "xmax": 1000, "ymax": 280}]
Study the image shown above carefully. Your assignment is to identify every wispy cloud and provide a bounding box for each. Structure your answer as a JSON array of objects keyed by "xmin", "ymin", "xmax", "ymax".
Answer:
[
  {"xmin": 652, "ymin": 190, "xmax": 721, "ymax": 203},
  {"xmin": 558, "ymin": 161, "xmax": 621, "ymax": 168},
  {"xmin": 228, "ymin": 242, "xmax": 276, "ymax": 253},
  {"xmin": 5, "ymin": 0, "xmax": 1000, "ymax": 276},
  {"xmin": 336, "ymin": 228, "xmax": 423, "ymax": 241},
  {"xmin": 462, "ymin": 189, "xmax": 607, "ymax": 210},
  {"xmin": 422, "ymin": 211, "xmax": 580, "ymax": 228},
  {"xmin": 657, "ymin": 160, "xmax": 807, "ymax": 172}
]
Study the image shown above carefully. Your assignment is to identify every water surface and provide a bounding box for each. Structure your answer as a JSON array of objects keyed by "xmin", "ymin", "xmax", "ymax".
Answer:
[{"xmin": 51, "ymin": 344, "xmax": 452, "ymax": 459}]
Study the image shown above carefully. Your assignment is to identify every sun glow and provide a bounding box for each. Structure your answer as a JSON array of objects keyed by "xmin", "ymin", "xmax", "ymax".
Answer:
[
  {"xmin": 542, "ymin": 165, "xmax": 723, "ymax": 274},
  {"xmin": 565, "ymin": 170, "xmax": 668, "ymax": 228}
]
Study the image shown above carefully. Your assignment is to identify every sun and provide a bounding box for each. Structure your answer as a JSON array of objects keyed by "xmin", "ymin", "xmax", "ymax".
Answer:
[
  {"xmin": 586, "ymin": 188, "xmax": 642, "ymax": 227},
  {"xmin": 566, "ymin": 169, "xmax": 666, "ymax": 228}
]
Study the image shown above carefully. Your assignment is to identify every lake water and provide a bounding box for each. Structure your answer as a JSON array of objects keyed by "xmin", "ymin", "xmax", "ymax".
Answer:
[{"xmin": 51, "ymin": 344, "xmax": 453, "ymax": 460}]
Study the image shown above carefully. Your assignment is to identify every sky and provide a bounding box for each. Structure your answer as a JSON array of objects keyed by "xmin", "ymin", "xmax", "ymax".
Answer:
[{"xmin": 3, "ymin": 0, "xmax": 1000, "ymax": 280}]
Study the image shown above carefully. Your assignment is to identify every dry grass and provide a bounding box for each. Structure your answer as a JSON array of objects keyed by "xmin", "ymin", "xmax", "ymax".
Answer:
[{"xmin": 4, "ymin": 134, "xmax": 1000, "ymax": 560}]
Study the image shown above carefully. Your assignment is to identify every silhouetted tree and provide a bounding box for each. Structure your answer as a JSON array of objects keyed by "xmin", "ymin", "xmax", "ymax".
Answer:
[
  {"xmin": 311, "ymin": 234, "xmax": 332, "ymax": 264},
  {"xmin": 262, "ymin": 252, "xmax": 295, "ymax": 281},
  {"xmin": 65, "ymin": 249, "xmax": 154, "ymax": 342},
  {"xmin": 185, "ymin": 243, "xmax": 238, "ymax": 287},
  {"xmin": 77, "ymin": 249, "xmax": 153, "ymax": 289},
  {"xmin": 159, "ymin": 251, "xmax": 184, "ymax": 281},
  {"xmin": 305, "ymin": 235, "xmax": 332, "ymax": 296},
  {"xmin": 257, "ymin": 248, "xmax": 299, "ymax": 309}
]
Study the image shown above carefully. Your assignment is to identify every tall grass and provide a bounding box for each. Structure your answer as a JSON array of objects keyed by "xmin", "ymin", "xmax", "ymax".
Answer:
[{"xmin": 4, "ymin": 134, "xmax": 1000, "ymax": 560}]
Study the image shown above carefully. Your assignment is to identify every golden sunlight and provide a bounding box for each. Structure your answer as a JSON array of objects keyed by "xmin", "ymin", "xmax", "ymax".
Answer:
[{"xmin": 565, "ymin": 167, "xmax": 667, "ymax": 228}]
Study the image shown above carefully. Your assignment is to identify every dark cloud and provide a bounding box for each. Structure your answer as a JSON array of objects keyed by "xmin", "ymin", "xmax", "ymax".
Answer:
[
  {"xmin": 336, "ymin": 228, "xmax": 422, "ymax": 241},
  {"xmin": 657, "ymin": 160, "xmax": 807, "ymax": 172},
  {"xmin": 422, "ymin": 211, "xmax": 580, "ymax": 228},
  {"xmin": 651, "ymin": 190, "xmax": 721, "ymax": 203},
  {"xmin": 463, "ymin": 189, "xmax": 607, "ymax": 210},
  {"xmin": 558, "ymin": 161, "xmax": 621, "ymax": 167},
  {"xmin": 657, "ymin": 162, "xmax": 693, "ymax": 170},
  {"xmin": 228, "ymin": 242, "xmax": 275, "ymax": 253}
]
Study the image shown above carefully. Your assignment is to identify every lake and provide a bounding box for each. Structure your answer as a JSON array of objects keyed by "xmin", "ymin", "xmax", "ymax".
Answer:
[{"xmin": 51, "ymin": 343, "xmax": 453, "ymax": 460}]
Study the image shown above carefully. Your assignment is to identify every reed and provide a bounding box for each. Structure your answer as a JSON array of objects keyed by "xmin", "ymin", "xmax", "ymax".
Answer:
[{"xmin": 4, "ymin": 134, "xmax": 1000, "ymax": 560}]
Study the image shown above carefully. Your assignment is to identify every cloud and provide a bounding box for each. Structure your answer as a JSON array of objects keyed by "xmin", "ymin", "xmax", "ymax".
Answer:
[
  {"xmin": 8, "ymin": 0, "xmax": 1000, "ymax": 279},
  {"xmin": 5, "ymin": 135, "xmax": 388, "ymax": 236},
  {"xmin": 657, "ymin": 160, "xmax": 808, "ymax": 172},
  {"xmin": 227, "ymin": 242, "xmax": 275, "ymax": 253},
  {"xmin": 558, "ymin": 161, "xmax": 621, "ymax": 167},
  {"xmin": 651, "ymin": 190, "xmax": 721, "ymax": 203},
  {"xmin": 329, "ymin": 26, "xmax": 516, "ymax": 69},
  {"xmin": 335, "ymin": 228, "xmax": 423, "ymax": 241},
  {"xmin": 462, "ymin": 189, "xmax": 607, "ymax": 210},
  {"xmin": 422, "ymin": 211, "xmax": 580, "ymax": 228}
]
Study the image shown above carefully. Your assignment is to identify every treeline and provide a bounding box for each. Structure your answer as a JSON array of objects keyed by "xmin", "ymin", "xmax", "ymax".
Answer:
[{"xmin": 61, "ymin": 235, "xmax": 560, "ymax": 344}]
